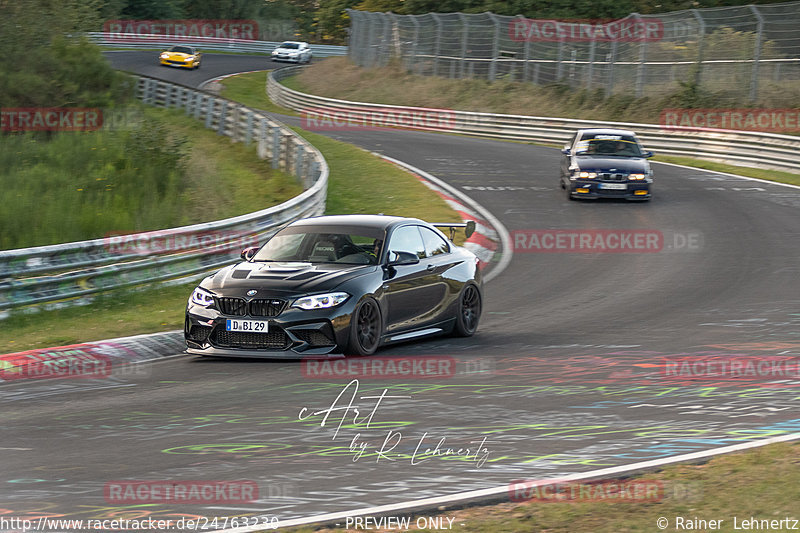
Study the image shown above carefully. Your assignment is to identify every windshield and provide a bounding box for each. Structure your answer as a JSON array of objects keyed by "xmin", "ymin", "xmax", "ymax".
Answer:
[
  {"xmin": 575, "ymin": 135, "xmax": 643, "ymax": 157},
  {"xmin": 169, "ymin": 46, "xmax": 194, "ymax": 54},
  {"xmin": 253, "ymin": 226, "xmax": 385, "ymax": 265},
  {"xmin": 279, "ymin": 42, "xmax": 299, "ymax": 49}
]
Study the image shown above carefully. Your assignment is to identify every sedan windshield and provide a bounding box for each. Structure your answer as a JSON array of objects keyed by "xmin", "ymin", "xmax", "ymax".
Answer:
[
  {"xmin": 253, "ymin": 226, "xmax": 385, "ymax": 265},
  {"xmin": 279, "ymin": 42, "xmax": 300, "ymax": 49},
  {"xmin": 575, "ymin": 135, "xmax": 643, "ymax": 157},
  {"xmin": 169, "ymin": 46, "xmax": 194, "ymax": 54}
]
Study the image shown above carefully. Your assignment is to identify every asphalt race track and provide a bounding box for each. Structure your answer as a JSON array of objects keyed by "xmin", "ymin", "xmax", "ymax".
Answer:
[{"xmin": 2, "ymin": 53, "xmax": 799, "ymax": 526}]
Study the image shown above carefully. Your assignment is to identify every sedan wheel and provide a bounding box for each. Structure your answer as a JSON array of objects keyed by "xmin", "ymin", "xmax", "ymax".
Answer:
[
  {"xmin": 347, "ymin": 298, "xmax": 382, "ymax": 355},
  {"xmin": 454, "ymin": 284, "xmax": 481, "ymax": 337}
]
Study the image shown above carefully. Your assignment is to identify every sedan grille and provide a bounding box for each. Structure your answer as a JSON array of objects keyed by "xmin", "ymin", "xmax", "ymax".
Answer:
[
  {"xmin": 249, "ymin": 299, "xmax": 286, "ymax": 317},
  {"xmin": 217, "ymin": 297, "xmax": 248, "ymax": 316},
  {"xmin": 598, "ymin": 172, "xmax": 627, "ymax": 181},
  {"xmin": 214, "ymin": 329, "xmax": 290, "ymax": 350}
]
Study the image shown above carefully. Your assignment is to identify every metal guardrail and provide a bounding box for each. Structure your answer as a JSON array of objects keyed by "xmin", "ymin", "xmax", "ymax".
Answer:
[
  {"xmin": 268, "ymin": 66, "xmax": 800, "ymax": 174},
  {"xmin": 89, "ymin": 32, "xmax": 347, "ymax": 57},
  {"xmin": 0, "ymin": 75, "xmax": 329, "ymax": 317}
]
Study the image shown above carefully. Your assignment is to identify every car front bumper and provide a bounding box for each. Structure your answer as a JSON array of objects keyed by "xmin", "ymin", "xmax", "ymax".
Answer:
[
  {"xmin": 184, "ymin": 302, "xmax": 355, "ymax": 358},
  {"xmin": 567, "ymin": 179, "xmax": 651, "ymax": 200}
]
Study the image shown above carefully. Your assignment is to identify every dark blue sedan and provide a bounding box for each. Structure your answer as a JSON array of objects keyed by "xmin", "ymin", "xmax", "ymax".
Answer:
[{"xmin": 560, "ymin": 128, "xmax": 654, "ymax": 201}]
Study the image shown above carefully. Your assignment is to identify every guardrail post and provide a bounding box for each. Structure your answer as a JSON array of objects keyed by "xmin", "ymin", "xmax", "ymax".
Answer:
[
  {"xmin": 271, "ymin": 126, "xmax": 281, "ymax": 169},
  {"xmin": 194, "ymin": 94, "xmax": 203, "ymax": 120},
  {"xmin": 204, "ymin": 98, "xmax": 214, "ymax": 128},
  {"xmin": 245, "ymin": 111, "xmax": 254, "ymax": 145},
  {"xmin": 217, "ymin": 100, "xmax": 228, "ymax": 135},
  {"xmin": 748, "ymin": 5, "xmax": 764, "ymax": 101},
  {"xmin": 295, "ymin": 144, "xmax": 306, "ymax": 183},
  {"xmin": 257, "ymin": 117, "xmax": 269, "ymax": 159}
]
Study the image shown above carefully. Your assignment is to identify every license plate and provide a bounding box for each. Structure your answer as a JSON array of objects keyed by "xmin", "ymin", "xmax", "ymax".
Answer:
[
  {"xmin": 599, "ymin": 183, "xmax": 627, "ymax": 190},
  {"xmin": 226, "ymin": 319, "xmax": 269, "ymax": 332}
]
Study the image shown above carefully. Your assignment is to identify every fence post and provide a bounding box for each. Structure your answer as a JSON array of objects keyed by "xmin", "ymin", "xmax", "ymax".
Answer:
[
  {"xmin": 366, "ymin": 12, "xmax": 378, "ymax": 68},
  {"xmin": 749, "ymin": 5, "xmax": 764, "ymax": 101},
  {"xmin": 520, "ymin": 15, "xmax": 532, "ymax": 82},
  {"xmin": 569, "ymin": 49, "xmax": 577, "ymax": 82},
  {"xmin": 410, "ymin": 16, "xmax": 420, "ymax": 73},
  {"xmin": 459, "ymin": 13, "xmax": 469, "ymax": 79},
  {"xmin": 382, "ymin": 12, "xmax": 394, "ymax": 66},
  {"xmin": 633, "ymin": 13, "xmax": 648, "ymax": 98},
  {"xmin": 691, "ymin": 10, "xmax": 706, "ymax": 89},
  {"xmin": 556, "ymin": 36, "xmax": 565, "ymax": 81},
  {"xmin": 586, "ymin": 29, "xmax": 597, "ymax": 89},
  {"xmin": 606, "ymin": 41, "xmax": 617, "ymax": 94},
  {"xmin": 431, "ymin": 13, "xmax": 442, "ymax": 77},
  {"xmin": 488, "ymin": 13, "xmax": 501, "ymax": 82}
]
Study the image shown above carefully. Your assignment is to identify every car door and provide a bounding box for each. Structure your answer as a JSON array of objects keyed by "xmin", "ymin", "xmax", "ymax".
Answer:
[{"xmin": 382, "ymin": 225, "xmax": 441, "ymax": 334}]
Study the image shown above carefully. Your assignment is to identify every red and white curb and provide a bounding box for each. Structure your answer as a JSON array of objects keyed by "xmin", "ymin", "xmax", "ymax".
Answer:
[{"xmin": 378, "ymin": 154, "xmax": 513, "ymax": 283}]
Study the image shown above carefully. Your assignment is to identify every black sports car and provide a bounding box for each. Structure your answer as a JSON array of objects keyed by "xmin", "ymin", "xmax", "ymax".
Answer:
[
  {"xmin": 184, "ymin": 215, "xmax": 483, "ymax": 357},
  {"xmin": 560, "ymin": 128, "xmax": 654, "ymax": 201}
]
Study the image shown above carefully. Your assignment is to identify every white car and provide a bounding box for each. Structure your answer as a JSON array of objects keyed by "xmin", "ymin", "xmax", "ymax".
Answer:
[{"xmin": 271, "ymin": 41, "xmax": 312, "ymax": 64}]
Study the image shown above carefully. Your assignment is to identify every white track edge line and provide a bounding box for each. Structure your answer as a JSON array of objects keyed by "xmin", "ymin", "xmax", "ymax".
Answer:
[
  {"xmin": 377, "ymin": 154, "xmax": 513, "ymax": 283},
  {"xmin": 215, "ymin": 432, "xmax": 800, "ymax": 532},
  {"xmin": 652, "ymin": 160, "xmax": 800, "ymax": 190}
]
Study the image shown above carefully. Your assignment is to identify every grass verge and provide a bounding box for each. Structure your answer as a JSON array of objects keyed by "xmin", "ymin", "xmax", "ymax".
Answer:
[
  {"xmin": 216, "ymin": 70, "xmax": 298, "ymax": 116},
  {"xmin": 1, "ymin": 105, "xmax": 301, "ymax": 249},
  {"xmin": 1, "ymin": 77, "xmax": 460, "ymax": 352},
  {"xmin": 285, "ymin": 441, "xmax": 800, "ymax": 532}
]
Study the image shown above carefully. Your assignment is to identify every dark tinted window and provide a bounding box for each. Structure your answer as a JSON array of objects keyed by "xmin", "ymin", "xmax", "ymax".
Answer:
[
  {"xmin": 420, "ymin": 227, "xmax": 449, "ymax": 256},
  {"xmin": 388, "ymin": 226, "xmax": 426, "ymax": 259}
]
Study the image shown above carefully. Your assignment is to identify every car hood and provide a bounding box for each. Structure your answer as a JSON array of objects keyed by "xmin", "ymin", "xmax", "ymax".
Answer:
[
  {"xmin": 202, "ymin": 261, "xmax": 376, "ymax": 296},
  {"xmin": 273, "ymin": 48, "xmax": 300, "ymax": 54},
  {"xmin": 573, "ymin": 157, "xmax": 649, "ymax": 173}
]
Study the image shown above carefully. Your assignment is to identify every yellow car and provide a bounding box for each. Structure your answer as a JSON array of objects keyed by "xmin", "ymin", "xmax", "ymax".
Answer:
[{"xmin": 159, "ymin": 45, "xmax": 201, "ymax": 69}]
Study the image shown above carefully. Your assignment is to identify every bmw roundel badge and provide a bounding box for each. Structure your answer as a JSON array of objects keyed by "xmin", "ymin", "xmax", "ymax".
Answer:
[{"xmin": 247, "ymin": 290, "xmax": 257, "ymax": 296}]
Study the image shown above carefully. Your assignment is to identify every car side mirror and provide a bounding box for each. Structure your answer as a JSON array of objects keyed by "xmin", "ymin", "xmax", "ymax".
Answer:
[
  {"xmin": 387, "ymin": 251, "xmax": 420, "ymax": 266},
  {"xmin": 643, "ymin": 151, "xmax": 654, "ymax": 158},
  {"xmin": 241, "ymin": 247, "xmax": 258, "ymax": 262},
  {"xmin": 561, "ymin": 146, "xmax": 571, "ymax": 155}
]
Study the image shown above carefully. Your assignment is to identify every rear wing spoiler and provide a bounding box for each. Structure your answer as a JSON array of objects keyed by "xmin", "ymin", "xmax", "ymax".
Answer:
[{"xmin": 432, "ymin": 221, "xmax": 476, "ymax": 240}]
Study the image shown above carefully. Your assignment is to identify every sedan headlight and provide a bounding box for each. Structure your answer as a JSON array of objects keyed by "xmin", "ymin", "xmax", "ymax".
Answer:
[
  {"xmin": 292, "ymin": 292, "xmax": 350, "ymax": 310},
  {"xmin": 160, "ymin": 53, "xmax": 169, "ymax": 59},
  {"xmin": 629, "ymin": 173, "xmax": 646, "ymax": 180},
  {"xmin": 578, "ymin": 171, "xmax": 597, "ymax": 179},
  {"xmin": 190, "ymin": 287, "xmax": 215, "ymax": 307}
]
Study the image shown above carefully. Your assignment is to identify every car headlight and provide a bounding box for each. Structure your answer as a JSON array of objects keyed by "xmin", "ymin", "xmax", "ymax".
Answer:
[
  {"xmin": 185, "ymin": 55, "xmax": 195, "ymax": 60},
  {"xmin": 160, "ymin": 53, "xmax": 169, "ymax": 58},
  {"xmin": 578, "ymin": 171, "xmax": 597, "ymax": 179},
  {"xmin": 629, "ymin": 173, "xmax": 645, "ymax": 180},
  {"xmin": 292, "ymin": 292, "xmax": 350, "ymax": 310},
  {"xmin": 190, "ymin": 287, "xmax": 215, "ymax": 307}
]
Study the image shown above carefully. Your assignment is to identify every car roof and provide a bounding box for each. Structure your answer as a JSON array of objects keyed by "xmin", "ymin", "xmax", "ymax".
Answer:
[
  {"xmin": 279, "ymin": 41, "xmax": 306, "ymax": 45},
  {"xmin": 287, "ymin": 214, "xmax": 424, "ymax": 232},
  {"xmin": 578, "ymin": 128, "xmax": 638, "ymax": 137}
]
